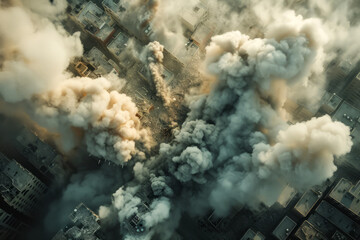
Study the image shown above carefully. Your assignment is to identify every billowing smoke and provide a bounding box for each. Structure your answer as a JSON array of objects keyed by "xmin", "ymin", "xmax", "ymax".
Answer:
[
  {"xmin": 99, "ymin": 12, "xmax": 353, "ymax": 240},
  {"xmin": 209, "ymin": 115, "xmax": 352, "ymax": 214},
  {"xmin": 0, "ymin": 2, "xmax": 151, "ymax": 164},
  {"xmin": 0, "ymin": 5, "xmax": 82, "ymax": 102},
  {"xmin": 0, "ymin": 1, "xmax": 357, "ymax": 240},
  {"xmin": 31, "ymin": 75, "xmax": 150, "ymax": 163},
  {"xmin": 140, "ymin": 41, "xmax": 172, "ymax": 106}
]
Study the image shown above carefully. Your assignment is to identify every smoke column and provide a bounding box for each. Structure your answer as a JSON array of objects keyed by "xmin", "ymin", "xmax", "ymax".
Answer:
[{"xmin": 140, "ymin": 41, "xmax": 172, "ymax": 107}]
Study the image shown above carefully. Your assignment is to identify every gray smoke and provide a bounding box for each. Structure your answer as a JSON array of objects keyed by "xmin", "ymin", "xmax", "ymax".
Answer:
[
  {"xmin": 0, "ymin": 1, "xmax": 357, "ymax": 239},
  {"xmin": 100, "ymin": 11, "xmax": 353, "ymax": 240}
]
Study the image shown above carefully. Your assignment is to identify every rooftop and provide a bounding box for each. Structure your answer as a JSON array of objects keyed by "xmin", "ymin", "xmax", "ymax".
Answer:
[
  {"xmin": 85, "ymin": 47, "xmax": 115, "ymax": 75},
  {"xmin": 107, "ymin": 32, "xmax": 129, "ymax": 57},
  {"xmin": 295, "ymin": 220, "xmax": 327, "ymax": 240},
  {"xmin": 107, "ymin": 35, "xmax": 137, "ymax": 69},
  {"xmin": 332, "ymin": 231, "xmax": 349, "ymax": 240},
  {"xmin": 315, "ymin": 201, "xmax": 360, "ymax": 239},
  {"xmin": 73, "ymin": 1, "xmax": 114, "ymax": 41},
  {"xmin": 240, "ymin": 228, "xmax": 265, "ymax": 240},
  {"xmin": 179, "ymin": 1, "xmax": 208, "ymax": 32},
  {"xmin": 102, "ymin": 0, "xmax": 127, "ymax": 14},
  {"xmin": 0, "ymin": 152, "xmax": 32, "ymax": 192},
  {"xmin": 332, "ymin": 101, "xmax": 360, "ymax": 146},
  {"xmin": 272, "ymin": 216, "xmax": 297, "ymax": 240},
  {"xmin": 319, "ymin": 92, "xmax": 342, "ymax": 115},
  {"xmin": 191, "ymin": 23, "xmax": 213, "ymax": 48},
  {"xmin": 52, "ymin": 203, "xmax": 101, "ymax": 240},
  {"xmin": 277, "ymin": 185, "xmax": 297, "ymax": 208},
  {"xmin": 329, "ymin": 178, "xmax": 360, "ymax": 217},
  {"xmin": 294, "ymin": 190, "xmax": 321, "ymax": 217},
  {"xmin": 16, "ymin": 128, "xmax": 58, "ymax": 174},
  {"xmin": 308, "ymin": 212, "xmax": 337, "ymax": 236},
  {"xmin": 0, "ymin": 152, "xmax": 37, "ymax": 203}
]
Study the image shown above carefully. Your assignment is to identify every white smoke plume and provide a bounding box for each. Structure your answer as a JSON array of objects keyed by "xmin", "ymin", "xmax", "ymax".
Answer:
[
  {"xmin": 0, "ymin": 2, "xmax": 151, "ymax": 164},
  {"xmin": 31, "ymin": 76, "xmax": 150, "ymax": 163},
  {"xmin": 140, "ymin": 41, "xmax": 172, "ymax": 106},
  {"xmin": 0, "ymin": 5, "xmax": 82, "ymax": 102}
]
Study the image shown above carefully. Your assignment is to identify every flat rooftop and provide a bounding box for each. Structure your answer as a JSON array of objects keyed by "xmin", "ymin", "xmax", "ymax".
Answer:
[
  {"xmin": 315, "ymin": 201, "xmax": 360, "ymax": 239},
  {"xmin": 272, "ymin": 216, "xmax": 297, "ymax": 240},
  {"xmin": 107, "ymin": 32, "xmax": 129, "ymax": 57},
  {"xmin": 75, "ymin": 1, "xmax": 114, "ymax": 41},
  {"xmin": 308, "ymin": 212, "xmax": 337, "ymax": 236},
  {"xmin": 53, "ymin": 203, "xmax": 101, "ymax": 240},
  {"xmin": 240, "ymin": 229, "xmax": 265, "ymax": 240},
  {"xmin": 295, "ymin": 221, "xmax": 327, "ymax": 240},
  {"xmin": 77, "ymin": 2, "xmax": 105, "ymax": 29},
  {"xmin": 332, "ymin": 101, "xmax": 360, "ymax": 148},
  {"xmin": 329, "ymin": 178, "xmax": 360, "ymax": 217},
  {"xmin": 294, "ymin": 190, "xmax": 321, "ymax": 217},
  {"xmin": 277, "ymin": 185, "xmax": 297, "ymax": 208},
  {"xmin": 85, "ymin": 47, "xmax": 114, "ymax": 75},
  {"xmin": 332, "ymin": 101, "xmax": 360, "ymax": 128},
  {"xmin": 319, "ymin": 92, "xmax": 342, "ymax": 114}
]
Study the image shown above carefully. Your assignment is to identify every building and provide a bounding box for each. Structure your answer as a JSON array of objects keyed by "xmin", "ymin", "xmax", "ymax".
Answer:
[
  {"xmin": 240, "ymin": 228, "xmax": 265, "ymax": 240},
  {"xmin": 102, "ymin": 0, "xmax": 150, "ymax": 43},
  {"xmin": 70, "ymin": 1, "xmax": 115, "ymax": 45},
  {"xmin": 341, "ymin": 71, "xmax": 360, "ymax": 108},
  {"xmin": 332, "ymin": 101, "xmax": 360, "ymax": 146},
  {"xmin": 16, "ymin": 128, "xmax": 66, "ymax": 184},
  {"xmin": 0, "ymin": 152, "xmax": 48, "ymax": 217},
  {"xmin": 107, "ymin": 32, "xmax": 136, "ymax": 70},
  {"xmin": 318, "ymin": 92, "xmax": 342, "ymax": 115},
  {"xmin": 307, "ymin": 212, "xmax": 337, "ymax": 237},
  {"xmin": 315, "ymin": 201, "xmax": 360, "ymax": 240},
  {"xmin": 277, "ymin": 185, "xmax": 297, "ymax": 208},
  {"xmin": 325, "ymin": 61, "xmax": 352, "ymax": 94},
  {"xmin": 84, "ymin": 47, "xmax": 117, "ymax": 76},
  {"xmin": 52, "ymin": 203, "xmax": 103, "ymax": 240},
  {"xmin": 329, "ymin": 178, "xmax": 360, "ymax": 218},
  {"xmin": 332, "ymin": 231, "xmax": 349, "ymax": 240},
  {"xmin": 272, "ymin": 216, "xmax": 297, "ymax": 240},
  {"xmin": 102, "ymin": 0, "xmax": 198, "ymax": 67},
  {"xmin": 179, "ymin": 1, "xmax": 208, "ymax": 33},
  {"xmin": 294, "ymin": 220, "xmax": 327, "ymax": 240},
  {"xmin": 294, "ymin": 190, "xmax": 321, "ymax": 217},
  {"xmin": 0, "ymin": 209, "xmax": 28, "ymax": 240},
  {"xmin": 191, "ymin": 23, "xmax": 213, "ymax": 50},
  {"xmin": 75, "ymin": 61, "xmax": 98, "ymax": 78}
]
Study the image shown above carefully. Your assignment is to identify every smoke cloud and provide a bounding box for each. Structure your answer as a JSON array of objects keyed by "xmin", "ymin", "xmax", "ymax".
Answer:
[
  {"xmin": 0, "ymin": 0, "xmax": 357, "ymax": 239},
  {"xmin": 99, "ymin": 10, "xmax": 353, "ymax": 239},
  {"xmin": 0, "ymin": 5, "xmax": 82, "ymax": 102},
  {"xmin": 0, "ymin": 1, "xmax": 151, "ymax": 164}
]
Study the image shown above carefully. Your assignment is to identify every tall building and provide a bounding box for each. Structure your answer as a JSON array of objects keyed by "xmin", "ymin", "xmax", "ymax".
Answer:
[
  {"xmin": 0, "ymin": 152, "xmax": 48, "ymax": 217},
  {"xmin": 341, "ymin": 72, "xmax": 360, "ymax": 107},
  {"xmin": 16, "ymin": 128, "xmax": 67, "ymax": 184},
  {"xmin": 0, "ymin": 209, "xmax": 28, "ymax": 240},
  {"xmin": 329, "ymin": 178, "xmax": 360, "ymax": 219},
  {"xmin": 69, "ymin": 1, "xmax": 116, "ymax": 46},
  {"xmin": 52, "ymin": 203, "xmax": 104, "ymax": 240}
]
